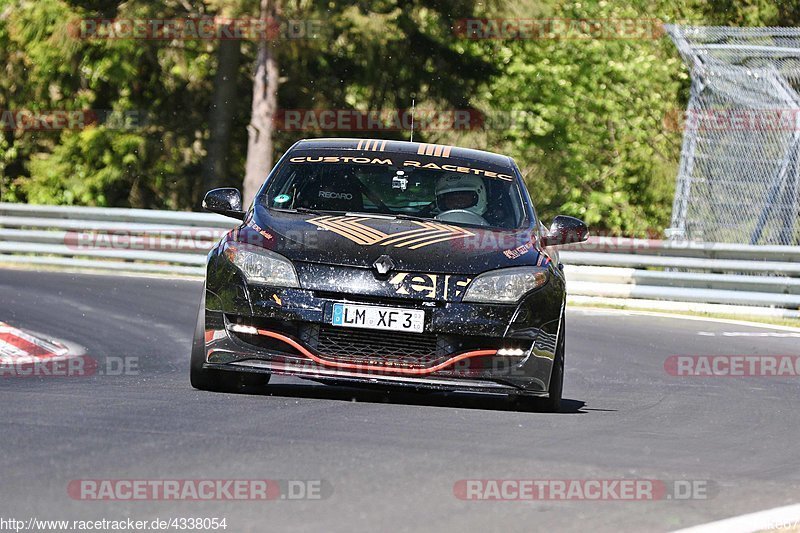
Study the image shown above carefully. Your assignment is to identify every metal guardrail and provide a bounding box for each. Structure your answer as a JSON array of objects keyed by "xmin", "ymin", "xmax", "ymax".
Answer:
[
  {"xmin": 1, "ymin": 203, "xmax": 799, "ymax": 315},
  {"xmin": 0, "ymin": 203, "xmax": 236, "ymax": 276}
]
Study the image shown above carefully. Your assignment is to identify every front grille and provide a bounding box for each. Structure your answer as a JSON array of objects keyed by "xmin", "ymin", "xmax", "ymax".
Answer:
[
  {"xmin": 227, "ymin": 315, "xmax": 533, "ymax": 372},
  {"xmin": 306, "ymin": 324, "xmax": 440, "ymax": 366}
]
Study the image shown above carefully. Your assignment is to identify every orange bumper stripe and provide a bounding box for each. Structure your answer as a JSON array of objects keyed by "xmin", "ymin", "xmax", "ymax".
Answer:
[{"xmin": 253, "ymin": 328, "xmax": 497, "ymax": 376}]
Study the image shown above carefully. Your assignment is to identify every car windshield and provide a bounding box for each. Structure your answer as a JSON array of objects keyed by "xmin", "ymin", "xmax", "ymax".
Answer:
[{"xmin": 260, "ymin": 153, "xmax": 528, "ymax": 229}]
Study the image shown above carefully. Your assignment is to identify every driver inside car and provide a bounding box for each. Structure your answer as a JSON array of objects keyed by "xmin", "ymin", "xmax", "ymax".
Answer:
[{"xmin": 435, "ymin": 174, "xmax": 489, "ymax": 225}]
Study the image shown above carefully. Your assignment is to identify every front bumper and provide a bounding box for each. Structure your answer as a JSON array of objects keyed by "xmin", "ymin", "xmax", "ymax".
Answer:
[
  {"xmin": 206, "ymin": 359, "xmax": 538, "ymax": 395},
  {"xmin": 202, "ymin": 254, "xmax": 565, "ymax": 394}
]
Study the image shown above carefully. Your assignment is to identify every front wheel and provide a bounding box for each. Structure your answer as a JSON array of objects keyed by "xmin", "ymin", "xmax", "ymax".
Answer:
[
  {"xmin": 190, "ymin": 290, "xmax": 270, "ymax": 393},
  {"xmin": 510, "ymin": 314, "xmax": 565, "ymax": 412},
  {"xmin": 542, "ymin": 317, "xmax": 565, "ymax": 412}
]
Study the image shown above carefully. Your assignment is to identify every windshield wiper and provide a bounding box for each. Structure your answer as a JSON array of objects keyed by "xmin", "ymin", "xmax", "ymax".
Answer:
[
  {"xmin": 390, "ymin": 213, "xmax": 434, "ymax": 223},
  {"xmin": 273, "ymin": 206, "xmax": 432, "ymax": 222},
  {"xmin": 272, "ymin": 207, "xmax": 345, "ymax": 216}
]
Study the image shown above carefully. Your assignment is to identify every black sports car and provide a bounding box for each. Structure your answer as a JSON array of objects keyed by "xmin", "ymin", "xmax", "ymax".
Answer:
[{"xmin": 191, "ymin": 139, "xmax": 588, "ymax": 411}]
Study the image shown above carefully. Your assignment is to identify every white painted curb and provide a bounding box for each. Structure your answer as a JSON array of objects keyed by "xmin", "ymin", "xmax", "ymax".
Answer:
[{"xmin": 672, "ymin": 503, "xmax": 800, "ymax": 533}]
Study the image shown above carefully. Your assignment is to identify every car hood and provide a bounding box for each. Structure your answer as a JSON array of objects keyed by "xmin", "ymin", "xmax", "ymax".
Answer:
[{"xmin": 242, "ymin": 205, "xmax": 542, "ymax": 276}]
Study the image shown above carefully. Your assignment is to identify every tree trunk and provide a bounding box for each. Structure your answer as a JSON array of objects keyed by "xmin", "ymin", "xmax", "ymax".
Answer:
[
  {"xmin": 201, "ymin": 35, "xmax": 241, "ymax": 205},
  {"xmin": 243, "ymin": 0, "xmax": 280, "ymax": 208}
]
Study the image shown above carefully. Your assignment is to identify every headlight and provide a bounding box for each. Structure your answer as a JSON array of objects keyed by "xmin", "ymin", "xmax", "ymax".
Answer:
[
  {"xmin": 462, "ymin": 266, "xmax": 548, "ymax": 304},
  {"xmin": 222, "ymin": 241, "xmax": 299, "ymax": 287}
]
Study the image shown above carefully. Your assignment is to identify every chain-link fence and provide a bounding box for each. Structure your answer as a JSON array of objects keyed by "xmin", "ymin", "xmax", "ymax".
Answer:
[{"xmin": 666, "ymin": 25, "xmax": 800, "ymax": 245}]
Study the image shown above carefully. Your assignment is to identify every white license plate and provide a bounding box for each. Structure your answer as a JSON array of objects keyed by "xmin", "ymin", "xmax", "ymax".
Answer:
[{"xmin": 331, "ymin": 303, "xmax": 425, "ymax": 333}]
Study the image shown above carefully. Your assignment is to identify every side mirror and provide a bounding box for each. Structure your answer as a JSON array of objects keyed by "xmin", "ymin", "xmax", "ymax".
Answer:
[
  {"xmin": 202, "ymin": 188, "xmax": 245, "ymax": 220},
  {"xmin": 540, "ymin": 215, "xmax": 589, "ymax": 247}
]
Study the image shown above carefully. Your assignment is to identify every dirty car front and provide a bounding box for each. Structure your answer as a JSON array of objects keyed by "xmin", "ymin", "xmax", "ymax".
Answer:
[{"xmin": 191, "ymin": 138, "xmax": 587, "ymax": 411}]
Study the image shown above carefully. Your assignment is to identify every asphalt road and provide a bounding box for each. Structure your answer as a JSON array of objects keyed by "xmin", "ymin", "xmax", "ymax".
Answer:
[{"xmin": 1, "ymin": 268, "xmax": 798, "ymax": 532}]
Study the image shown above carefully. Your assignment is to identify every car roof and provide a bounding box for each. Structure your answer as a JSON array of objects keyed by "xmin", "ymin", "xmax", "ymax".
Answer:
[{"xmin": 290, "ymin": 138, "xmax": 515, "ymax": 169}]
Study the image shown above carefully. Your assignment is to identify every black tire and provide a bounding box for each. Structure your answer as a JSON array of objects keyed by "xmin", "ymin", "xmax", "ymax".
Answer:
[
  {"xmin": 542, "ymin": 315, "xmax": 565, "ymax": 413},
  {"xmin": 190, "ymin": 290, "xmax": 270, "ymax": 393},
  {"xmin": 509, "ymin": 313, "xmax": 565, "ymax": 412}
]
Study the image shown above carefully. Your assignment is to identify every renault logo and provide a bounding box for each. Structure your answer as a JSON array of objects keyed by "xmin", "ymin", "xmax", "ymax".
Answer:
[{"xmin": 373, "ymin": 255, "xmax": 395, "ymax": 275}]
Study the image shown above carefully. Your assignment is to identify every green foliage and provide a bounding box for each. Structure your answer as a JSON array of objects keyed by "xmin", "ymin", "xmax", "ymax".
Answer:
[
  {"xmin": 469, "ymin": 1, "xmax": 689, "ymax": 235},
  {"xmin": 0, "ymin": 0, "xmax": 216, "ymax": 208},
  {"xmin": 26, "ymin": 128, "xmax": 144, "ymax": 205},
  {"xmin": 0, "ymin": 0, "xmax": 790, "ymax": 235}
]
